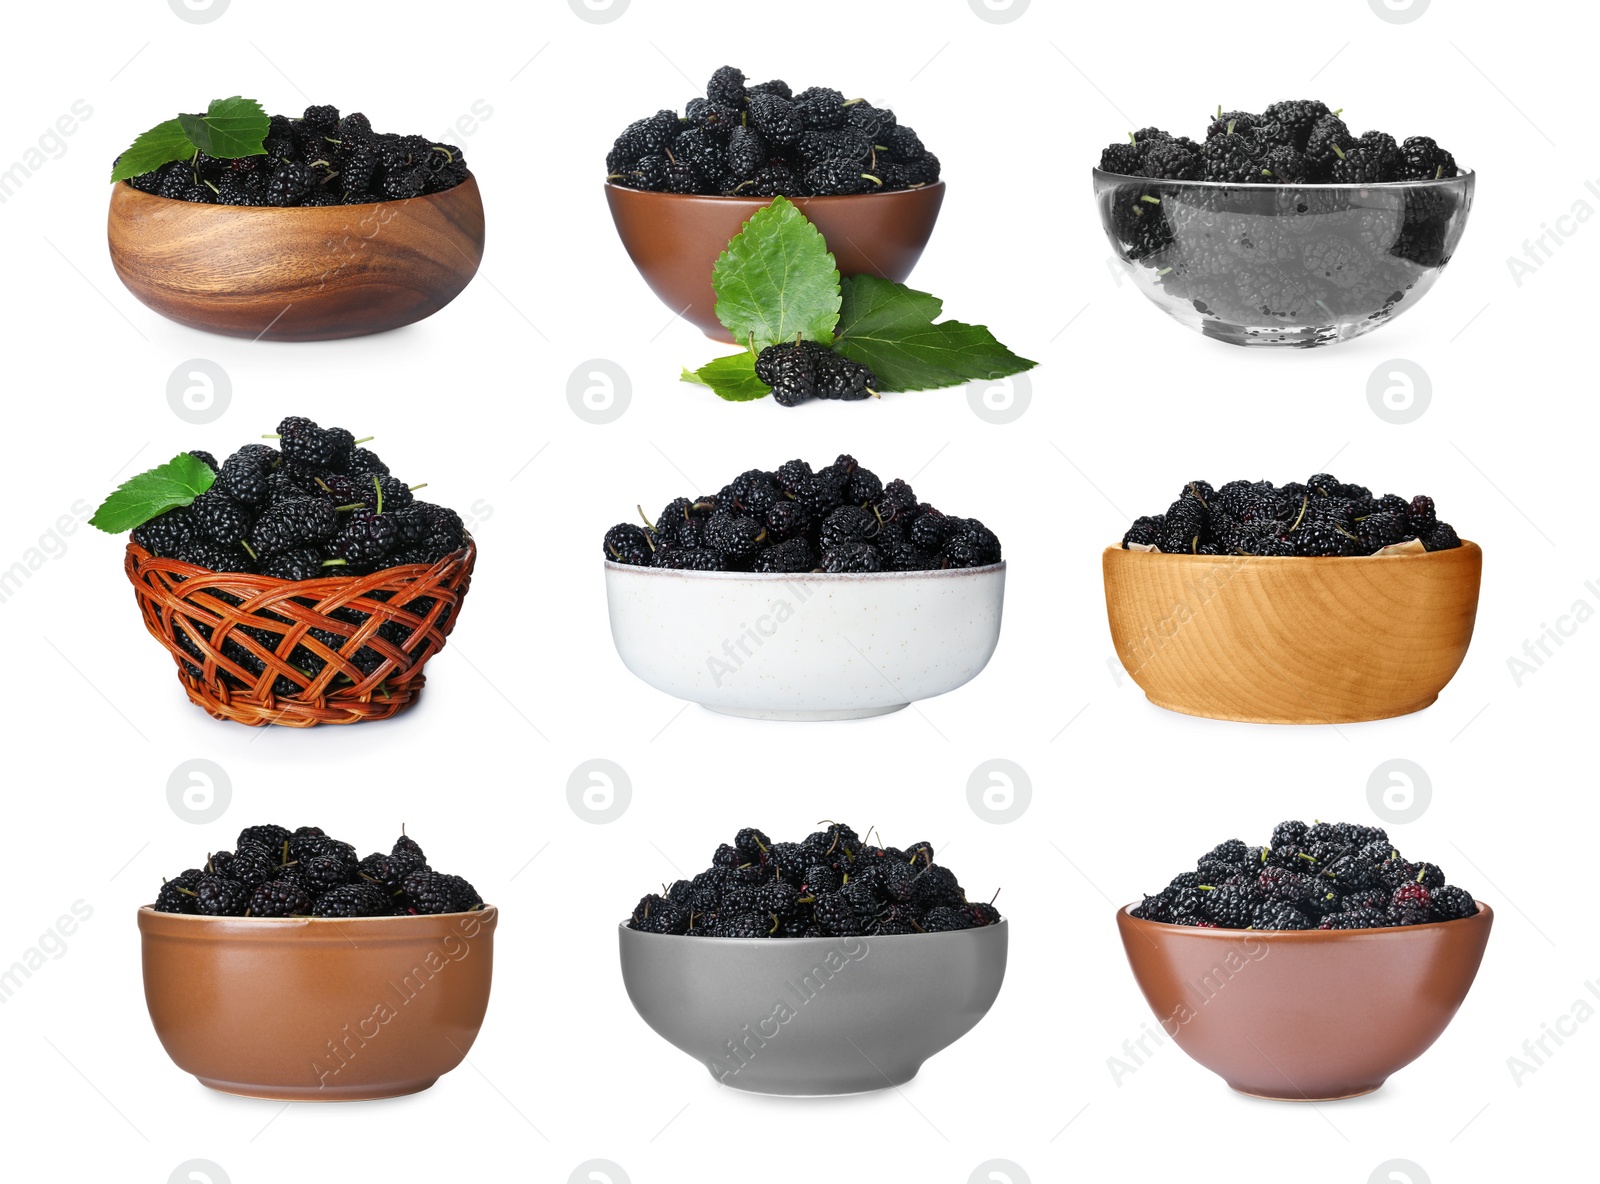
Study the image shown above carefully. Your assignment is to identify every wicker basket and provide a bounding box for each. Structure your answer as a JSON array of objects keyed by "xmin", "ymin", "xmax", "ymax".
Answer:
[{"xmin": 124, "ymin": 538, "xmax": 476, "ymax": 726}]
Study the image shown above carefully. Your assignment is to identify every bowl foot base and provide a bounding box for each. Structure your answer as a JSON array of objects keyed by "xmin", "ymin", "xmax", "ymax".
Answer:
[
  {"xmin": 1227, "ymin": 1080, "xmax": 1385, "ymax": 1102},
  {"xmin": 709, "ymin": 1067, "xmax": 920, "ymax": 1096},
  {"xmin": 195, "ymin": 1075, "xmax": 439, "ymax": 1101},
  {"xmin": 1201, "ymin": 322, "xmax": 1343, "ymax": 348},
  {"xmin": 1141, "ymin": 692, "xmax": 1438, "ymax": 725},
  {"xmin": 703, "ymin": 703, "xmax": 909, "ymax": 722},
  {"xmin": 182, "ymin": 680, "xmax": 425, "ymax": 727},
  {"xmin": 1195, "ymin": 311, "xmax": 1399, "ymax": 349}
]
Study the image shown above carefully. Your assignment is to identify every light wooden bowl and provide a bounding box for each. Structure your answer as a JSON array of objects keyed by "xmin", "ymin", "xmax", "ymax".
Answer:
[
  {"xmin": 107, "ymin": 174, "xmax": 485, "ymax": 341},
  {"xmin": 1102, "ymin": 542, "xmax": 1482, "ymax": 724}
]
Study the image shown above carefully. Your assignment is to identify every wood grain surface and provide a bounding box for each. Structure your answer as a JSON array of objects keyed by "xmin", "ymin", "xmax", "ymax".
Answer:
[
  {"xmin": 1102, "ymin": 542, "xmax": 1482, "ymax": 724},
  {"xmin": 107, "ymin": 174, "xmax": 485, "ymax": 341}
]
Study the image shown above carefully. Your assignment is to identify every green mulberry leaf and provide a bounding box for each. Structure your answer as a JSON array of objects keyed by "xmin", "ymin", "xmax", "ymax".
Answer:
[
  {"xmin": 681, "ymin": 352, "xmax": 771, "ymax": 402},
  {"xmin": 712, "ymin": 196, "xmax": 840, "ymax": 352},
  {"xmin": 176, "ymin": 96, "xmax": 270, "ymax": 160},
  {"xmin": 832, "ymin": 274, "xmax": 1037, "ymax": 393},
  {"xmin": 109, "ymin": 118, "xmax": 195, "ymax": 182},
  {"xmin": 90, "ymin": 453, "xmax": 216, "ymax": 534}
]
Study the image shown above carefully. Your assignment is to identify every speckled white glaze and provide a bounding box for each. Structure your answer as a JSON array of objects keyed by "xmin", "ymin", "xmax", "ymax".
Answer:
[{"xmin": 604, "ymin": 561, "xmax": 1006, "ymax": 720}]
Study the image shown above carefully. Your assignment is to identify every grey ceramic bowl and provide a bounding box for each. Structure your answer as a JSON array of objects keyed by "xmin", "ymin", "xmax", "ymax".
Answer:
[{"xmin": 618, "ymin": 921, "xmax": 1008, "ymax": 1095}]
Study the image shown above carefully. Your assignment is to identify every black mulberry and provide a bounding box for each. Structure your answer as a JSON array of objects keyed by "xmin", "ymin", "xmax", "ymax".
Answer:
[
  {"xmin": 132, "ymin": 508, "xmax": 194, "ymax": 557},
  {"xmin": 190, "ymin": 490, "xmax": 251, "ymax": 547},
  {"xmin": 248, "ymin": 497, "xmax": 338, "ymax": 556},
  {"xmin": 250, "ymin": 880, "xmax": 313, "ymax": 917},
  {"xmin": 604, "ymin": 523, "xmax": 653, "ymax": 565}
]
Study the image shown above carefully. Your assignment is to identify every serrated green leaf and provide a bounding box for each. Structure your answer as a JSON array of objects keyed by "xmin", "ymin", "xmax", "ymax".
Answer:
[
  {"xmin": 681, "ymin": 352, "xmax": 771, "ymax": 402},
  {"xmin": 90, "ymin": 453, "xmax": 216, "ymax": 534},
  {"xmin": 832, "ymin": 274, "xmax": 1037, "ymax": 392},
  {"xmin": 712, "ymin": 196, "xmax": 841, "ymax": 352},
  {"xmin": 110, "ymin": 118, "xmax": 195, "ymax": 182},
  {"xmin": 176, "ymin": 96, "xmax": 270, "ymax": 160}
]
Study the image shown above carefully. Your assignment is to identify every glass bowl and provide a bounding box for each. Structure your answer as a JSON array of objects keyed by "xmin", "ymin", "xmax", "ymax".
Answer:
[{"xmin": 1094, "ymin": 168, "xmax": 1474, "ymax": 347}]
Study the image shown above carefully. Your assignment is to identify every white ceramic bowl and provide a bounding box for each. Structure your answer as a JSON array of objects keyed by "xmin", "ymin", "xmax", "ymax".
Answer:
[{"xmin": 604, "ymin": 561, "xmax": 1006, "ymax": 720}]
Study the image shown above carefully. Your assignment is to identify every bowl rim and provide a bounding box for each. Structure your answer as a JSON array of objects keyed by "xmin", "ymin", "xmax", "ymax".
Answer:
[
  {"xmin": 603, "ymin": 178, "xmax": 946, "ymax": 203},
  {"xmin": 1102, "ymin": 539, "xmax": 1479, "ymax": 563},
  {"xmin": 138, "ymin": 903, "xmax": 496, "ymax": 923},
  {"xmin": 605, "ymin": 558, "xmax": 1003, "ymax": 582},
  {"xmin": 1118, "ymin": 900, "xmax": 1490, "ymax": 938},
  {"xmin": 126, "ymin": 535, "xmax": 475, "ymax": 585},
  {"xmin": 617, "ymin": 917, "xmax": 1006, "ymax": 944},
  {"xmin": 1092, "ymin": 166, "xmax": 1474, "ymax": 191},
  {"xmin": 113, "ymin": 170, "xmax": 479, "ymax": 212}
]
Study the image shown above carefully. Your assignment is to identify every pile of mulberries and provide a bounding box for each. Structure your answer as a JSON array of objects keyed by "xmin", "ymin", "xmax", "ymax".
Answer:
[
  {"xmin": 1120, "ymin": 475, "xmax": 1462, "ymax": 556},
  {"xmin": 755, "ymin": 340, "xmax": 878, "ymax": 406},
  {"xmin": 122, "ymin": 105, "xmax": 469, "ymax": 206},
  {"xmin": 1129, "ymin": 820, "xmax": 1479, "ymax": 931},
  {"xmin": 132, "ymin": 416, "xmax": 466, "ymax": 578},
  {"xmin": 1099, "ymin": 101, "xmax": 1460, "ymax": 186},
  {"xmin": 150, "ymin": 824, "xmax": 484, "ymax": 919},
  {"xmin": 1096, "ymin": 102, "xmax": 1467, "ymax": 329},
  {"xmin": 603, "ymin": 454, "xmax": 1001, "ymax": 574},
  {"xmin": 606, "ymin": 66, "xmax": 940, "ymax": 197},
  {"xmin": 626, "ymin": 822, "xmax": 1001, "ymax": 938}
]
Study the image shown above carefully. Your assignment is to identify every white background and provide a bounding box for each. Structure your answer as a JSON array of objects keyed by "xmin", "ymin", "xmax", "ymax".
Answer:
[{"xmin": 0, "ymin": 0, "xmax": 1595, "ymax": 1181}]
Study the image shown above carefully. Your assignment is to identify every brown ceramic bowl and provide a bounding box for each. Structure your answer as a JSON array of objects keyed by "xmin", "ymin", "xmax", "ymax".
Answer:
[
  {"xmin": 605, "ymin": 181, "xmax": 945, "ymax": 341},
  {"xmin": 107, "ymin": 175, "xmax": 486, "ymax": 341},
  {"xmin": 1117, "ymin": 903, "xmax": 1492, "ymax": 1099},
  {"xmin": 138, "ymin": 905, "xmax": 496, "ymax": 1100},
  {"xmin": 1102, "ymin": 542, "xmax": 1482, "ymax": 724}
]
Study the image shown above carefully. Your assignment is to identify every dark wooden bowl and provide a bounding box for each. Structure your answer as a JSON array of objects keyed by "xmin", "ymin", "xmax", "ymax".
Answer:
[
  {"xmin": 605, "ymin": 181, "xmax": 945, "ymax": 341},
  {"xmin": 107, "ymin": 174, "xmax": 486, "ymax": 341}
]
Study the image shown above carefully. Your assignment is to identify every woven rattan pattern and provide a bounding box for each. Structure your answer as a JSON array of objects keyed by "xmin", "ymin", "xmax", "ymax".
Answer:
[{"xmin": 125, "ymin": 537, "xmax": 475, "ymax": 726}]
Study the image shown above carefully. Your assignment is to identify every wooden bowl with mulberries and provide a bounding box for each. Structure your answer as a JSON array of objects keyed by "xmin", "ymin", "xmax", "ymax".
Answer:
[
  {"xmin": 107, "ymin": 97, "xmax": 484, "ymax": 341},
  {"xmin": 1103, "ymin": 475, "xmax": 1481, "ymax": 724}
]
